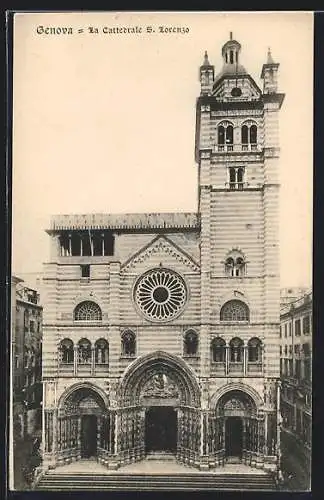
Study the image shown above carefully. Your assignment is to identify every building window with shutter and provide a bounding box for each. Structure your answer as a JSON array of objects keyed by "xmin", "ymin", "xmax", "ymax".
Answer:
[
  {"xmin": 295, "ymin": 319, "xmax": 301, "ymax": 336},
  {"xmin": 303, "ymin": 315, "xmax": 310, "ymax": 335}
]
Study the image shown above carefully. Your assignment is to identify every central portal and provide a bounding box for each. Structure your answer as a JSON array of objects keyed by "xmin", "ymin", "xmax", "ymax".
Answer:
[
  {"xmin": 145, "ymin": 406, "xmax": 177, "ymax": 453},
  {"xmin": 81, "ymin": 415, "xmax": 98, "ymax": 458},
  {"xmin": 225, "ymin": 416, "xmax": 243, "ymax": 459}
]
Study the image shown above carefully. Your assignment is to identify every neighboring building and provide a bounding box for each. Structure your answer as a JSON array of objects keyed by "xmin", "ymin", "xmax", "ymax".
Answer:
[
  {"xmin": 280, "ymin": 289, "xmax": 312, "ymax": 488},
  {"xmin": 18, "ymin": 272, "xmax": 44, "ymax": 299},
  {"xmin": 280, "ymin": 287, "xmax": 309, "ymax": 308},
  {"xmin": 41, "ymin": 34, "xmax": 284, "ymax": 475},
  {"xmin": 12, "ymin": 279, "xmax": 43, "ymax": 438},
  {"xmin": 10, "ymin": 276, "xmax": 24, "ymax": 488}
]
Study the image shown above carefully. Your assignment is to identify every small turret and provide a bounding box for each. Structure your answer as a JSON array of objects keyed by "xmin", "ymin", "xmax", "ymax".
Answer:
[
  {"xmin": 199, "ymin": 50, "xmax": 214, "ymax": 95},
  {"xmin": 260, "ymin": 48, "xmax": 280, "ymax": 94}
]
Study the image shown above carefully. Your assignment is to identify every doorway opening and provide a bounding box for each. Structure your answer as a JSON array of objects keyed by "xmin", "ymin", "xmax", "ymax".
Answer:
[
  {"xmin": 145, "ymin": 406, "xmax": 177, "ymax": 453},
  {"xmin": 225, "ymin": 416, "xmax": 243, "ymax": 461},
  {"xmin": 81, "ymin": 415, "xmax": 98, "ymax": 458}
]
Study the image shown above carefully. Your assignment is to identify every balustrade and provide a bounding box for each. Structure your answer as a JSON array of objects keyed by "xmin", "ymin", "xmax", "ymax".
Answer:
[
  {"xmin": 58, "ymin": 346, "xmax": 109, "ymax": 377},
  {"xmin": 215, "ymin": 143, "xmax": 261, "ymax": 153},
  {"xmin": 211, "ymin": 347, "xmax": 263, "ymax": 377},
  {"xmin": 228, "ymin": 361, "xmax": 244, "ymax": 374},
  {"xmin": 247, "ymin": 361, "xmax": 263, "ymax": 374},
  {"xmin": 210, "ymin": 362, "xmax": 226, "ymax": 376},
  {"xmin": 226, "ymin": 182, "xmax": 247, "ymax": 191}
]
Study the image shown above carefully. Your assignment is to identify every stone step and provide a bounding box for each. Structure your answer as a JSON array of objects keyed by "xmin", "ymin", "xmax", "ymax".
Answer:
[
  {"xmin": 146, "ymin": 452, "xmax": 176, "ymax": 461},
  {"xmin": 36, "ymin": 472, "xmax": 277, "ymax": 491}
]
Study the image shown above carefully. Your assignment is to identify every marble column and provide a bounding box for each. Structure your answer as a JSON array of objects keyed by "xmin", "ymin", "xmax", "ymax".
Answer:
[
  {"xmin": 225, "ymin": 347, "xmax": 229, "ymax": 375},
  {"xmin": 91, "ymin": 347, "xmax": 95, "ymax": 375},
  {"xmin": 243, "ymin": 346, "xmax": 247, "ymax": 375},
  {"xmin": 73, "ymin": 346, "xmax": 78, "ymax": 376}
]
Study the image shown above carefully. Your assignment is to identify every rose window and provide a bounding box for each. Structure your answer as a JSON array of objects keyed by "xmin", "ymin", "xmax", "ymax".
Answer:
[{"xmin": 134, "ymin": 269, "xmax": 187, "ymax": 322}]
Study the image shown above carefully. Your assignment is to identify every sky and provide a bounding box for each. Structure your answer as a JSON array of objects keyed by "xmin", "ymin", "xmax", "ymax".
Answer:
[{"xmin": 12, "ymin": 11, "xmax": 313, "ymax": 288}]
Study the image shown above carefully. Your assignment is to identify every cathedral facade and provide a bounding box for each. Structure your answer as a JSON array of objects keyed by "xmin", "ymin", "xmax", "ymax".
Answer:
[{"xmin": 42, "ymin": 35, "xmax": 284, "ymax": 473}]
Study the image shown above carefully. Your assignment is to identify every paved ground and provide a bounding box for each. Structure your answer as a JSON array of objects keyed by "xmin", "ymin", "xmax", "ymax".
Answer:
[
  {"xmin": 280, "ymin": 430, "xmax": 311, "ymax": 491},
  {"xmin": 12, "ymin": 436, "xmax": 42, "ymax": 490},
  {"xmin": 53, "ymin": 458, "xmax": 267, "ymax": 476}
]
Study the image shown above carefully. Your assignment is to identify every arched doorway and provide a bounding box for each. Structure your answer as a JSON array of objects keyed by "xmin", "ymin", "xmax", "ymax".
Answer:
[
  {"xmin": 214, "ymin": 389, "xmax": 260, "ymax": 465},
  {"xmin": 57, "ymin": 385, "xmax": 112, "ymax": 465},
  {"xmin": 145, "ymin": 406, "xmax": 177, "ymax": 453},
  {"xmin": 225, "ymin": 416, "xmax": 243, "ymax": 459},
  {"xmin": 81, "ymin": 414, "xmax": 97, "ymax": 458},
  {"xmin": 118, "ymin": 351, "xmax": 200, "ymax": 466}
]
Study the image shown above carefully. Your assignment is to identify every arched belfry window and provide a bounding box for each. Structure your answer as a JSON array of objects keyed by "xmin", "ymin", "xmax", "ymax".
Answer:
[
  {"xmin": 241, "ymin": 121, "xmax": 258, "ymax": 150},
  {"xmin": 248, "ymin": 337, "xmax": 262, "ymax": 362},
  {"xmin": 77, "ymin": 338, "xmax": 91, "ymax": 364},
  {"xmin": 95, "ymin": 339, "xmax": 109, "ymax": 364},
  {"xmin": 217, "ymin": 121, "xmax": 234, "ymax": 149},
  {"xmin": 250, "ymin": 125, "xmax": 257, "ymax": 144},
  {"xmin": 225, "ymin": 250, "xmax": 246, "ymax": 277},
  {"xmin": 241, "ymin": 125, "xmax": 249, "ymax": 144},
  {"xmin": 218, "ymin": 125, "xmax": 225, "ymax": 145},
  {"xmin": 183, "ymin": 330, "xmax": 198, "ymax": 356},
  {"xmin": 74, "ymin": 301, "xmax": 102, "ymax": 321},
  {"xmin": 211, "ymin": 337, "xmax": 226, "ymax": 362},
  {"xmin": 220, "ymin": 300, "xmax": 250, "ymax": 322},
  {"xmin": 59, "ymin": 338, "xmax": 74, "ymax": 364},
  {"xmin": 229, "ymin": 337, "xmax": 244, "ymax": 362},
  {"xmin": 121, "ymin": 330, "xmax": 136, "ymax": 357}
]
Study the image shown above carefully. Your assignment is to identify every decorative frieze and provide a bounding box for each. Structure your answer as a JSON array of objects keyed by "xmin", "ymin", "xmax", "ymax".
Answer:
[{"xmin": 121, "ymin": 236, "xmax": 200, "ymax": 273}]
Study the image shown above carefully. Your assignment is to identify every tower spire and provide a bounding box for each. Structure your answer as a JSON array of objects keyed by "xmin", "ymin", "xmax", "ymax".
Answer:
[
  {"xmin": 230, "ymin": 31, "xmax": 233, "ymax": 40},
  {"xmin": 267, "ymin": 47, "xmax": 275, "ymax": 64},
  {"xmin": 261, "ymin": 47, "xmax": 280, "ymax": 94},
  {"xmin": 199, "ymin": 50, "xmax": 214, "ymax": 95},
  {"xmin": 203, "ymin": 50, "xmax": 210, "ymax": 66}
]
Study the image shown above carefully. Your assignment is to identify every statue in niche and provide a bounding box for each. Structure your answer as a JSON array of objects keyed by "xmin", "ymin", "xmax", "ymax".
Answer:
[
  {"xmin": 108, "ymin": 380, "xmax": 119, "ymax": 407},
  {"xmin": 200, "ymin": 379, "xmax": 210, "ymax": 406},
  {"xmin": 263, "ymin": 384, "xmax": 267, "ymax": 403},
  {"xmin": 142, "ymin": 372, "xmax": 179, "ymax": 398},
  {"xmin": 264, "ymin": 381, "xmax": 276, "ymax": 406}
]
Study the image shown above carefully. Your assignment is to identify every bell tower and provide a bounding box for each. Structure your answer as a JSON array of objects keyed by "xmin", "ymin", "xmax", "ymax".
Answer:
[{"xmin": 195, "ymin": 35, "xmax": 285, "ymax": 462}]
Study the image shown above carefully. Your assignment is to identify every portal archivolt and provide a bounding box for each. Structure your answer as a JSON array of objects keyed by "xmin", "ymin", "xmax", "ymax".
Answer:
[{"xmin": 118, "ymin": 350, "xmax": 200, "ymax": 407}]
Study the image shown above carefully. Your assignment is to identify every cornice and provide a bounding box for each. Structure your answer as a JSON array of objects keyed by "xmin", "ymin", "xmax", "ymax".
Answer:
[{"xmin": 47, "ymin": 212, "xmax": 200, "ymax": 233}]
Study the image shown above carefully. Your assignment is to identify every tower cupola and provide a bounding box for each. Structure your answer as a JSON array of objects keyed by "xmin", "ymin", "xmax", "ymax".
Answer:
[
  {"xmin": 222, "ymin": 32, "xmax": 241, "ymax": 65},
  {"xmin": 213, "ymin": 33, "xmax": 247, "ymax": 88}
]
